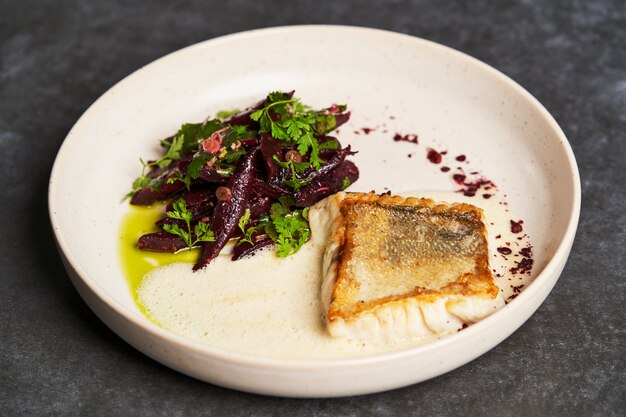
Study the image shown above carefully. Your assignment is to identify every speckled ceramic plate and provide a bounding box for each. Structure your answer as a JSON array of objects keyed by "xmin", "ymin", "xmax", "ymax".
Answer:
[{"xmin": 49, "ymin": 25, "xmax": 580, "ymax": 397}]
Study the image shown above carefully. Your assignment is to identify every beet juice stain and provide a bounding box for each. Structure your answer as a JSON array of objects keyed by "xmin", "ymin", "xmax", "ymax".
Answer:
[
  {"xmin": 427, "ymin": 148, "xmax": 443, "ymax": 164},
  {"xmin": 497, "ymin": 247, "xmax": 512, "ymax": 255},
  {"xmin": 510, "ymin": 220, "xmax": 523, "ymax": 233},
  {"xmin": 393, "ymin": 133, "xmax": 419, "ymax": 144}
]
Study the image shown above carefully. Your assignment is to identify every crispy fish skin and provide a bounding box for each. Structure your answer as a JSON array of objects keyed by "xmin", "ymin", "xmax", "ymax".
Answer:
[{"xmin": 309, "ymin": 192, "xmax": 504, "ymax": 342}]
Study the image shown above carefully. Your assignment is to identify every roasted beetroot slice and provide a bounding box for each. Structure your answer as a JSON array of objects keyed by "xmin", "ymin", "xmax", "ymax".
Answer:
[
  {"xmin": 259, "ymin": 133, "xmax": 282, "ymax": 177},
  {"xmin": 333, "ymin": 111, "xmax": 350, "ymax": 129},
  {"xmin": 293, "ymin": 160, "xmax": 359, "ymax": 207},
  {"xmin": 249, "ymin": 196, "xmax": 273, "ymax": 218},
  {"xmin": 130, "ymin": 159, "xmax": 191, "ymax": 205},
  {"xmin": 155, "ymin": 204, "xmax": 213, "ymax": 230},
  {"xmin": 308, "ymin": 145, "xmax": 354, "ymax": 179},
  {"xmin": 193, "ymin": 148, "xmax": 260, "ymax": 270},
  {"xmin": 165, "ymin": 189, "xmax": 216, "ymax": 211},
  {"xmin": 130, "ymin": 180, "xmax": 185, "ymax": 205},
  {"xmin": 225, "ymin": 91, "xmax": 295, "ymax": 128},
  {"xmin": 138, "ymin": 232, "xmax": 187, "ymax": 252},
  {"xmin": 232, "ymin": 234, "xmax": 274, "ymax": 261},
  {"xmin": 239, "ymin": 138, "xmax": 260, "ymax": 150},
  {"xmin": 249, "ymin": 178, "xmax": 289, "ymax": 200},
  {"xmin": 198, "ymin": 165, "xmax": 228, "ymax": 184}
]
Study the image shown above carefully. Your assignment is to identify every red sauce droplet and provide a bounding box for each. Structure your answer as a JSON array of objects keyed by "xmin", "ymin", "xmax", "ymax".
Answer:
[
  {"xmin": 512, "ymin": 284, "xmax": 524, "ymax": 294},
  {"xmin": 520, "ymin": 247, "xmax": 532, "ymax": 258},
  {"xmin": 407, "ymin": 153, "xmax": 413, "ymax": 158},
  {"xmin": 510, "ymin": 220, "xmax": 523, "ymax": 234},
  {"xmin": 361, "ymin": 127, "xmax": 375, "ymax": 134},
  {"xmin": 510, "ymin": 258, "xmax": 533, "ymax": 275},
  {"xmin": 497, "ymin": 247, "xmax": 512, "ymax": 255},
  {"xmin": 453, "ymin": 174, "xmax": 466, "ymax": 184},
  {"xmin": 393, "ymin": 133, "xmax": 419, "ymax": 144},
  {"xmin": 456, "ymin": 154, "xmax": 466, "ymax": 162},
  {"xmin": 427, "ymin": 148, "xmax": 442, "ymax": 164},
  {"xmin": 495, "ymin": 234, "xmax": 501, "ymax": 239},
  {"xmin": 441, "ymin": 166, "xmax": 450, "ymax": 172},
  {"xmin": 483, "ymin": 193, "xmax": 492, "ymax": 199},
  {"xmin": 464, "ymin": 189, "xmax": 476, "ymax": 197}
]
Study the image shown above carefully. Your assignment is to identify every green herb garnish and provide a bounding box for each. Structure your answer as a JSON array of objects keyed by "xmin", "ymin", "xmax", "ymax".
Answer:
[
  {"xmin": 216, "ymin": 108, "xmax": 241, "ymax": 120},
  {"xmin": 250, "ymin": 92, "xmax": 340, "ymax": 170},
  {"xmin": 264, "ymin": 196, "xmax": 311, "ymax": 257},
  {"xmin": 237, "ymin": 208, "xmax": 256, "ymax": 246},
  {"xmin": 162, "ymin": 198, "xmax": 215, "ymax": 249}
]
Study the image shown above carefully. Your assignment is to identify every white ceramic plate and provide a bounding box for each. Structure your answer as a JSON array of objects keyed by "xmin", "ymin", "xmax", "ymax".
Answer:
[{"xmin": 49, "ymin": 25, "xmax": 580, "ymax": 397}]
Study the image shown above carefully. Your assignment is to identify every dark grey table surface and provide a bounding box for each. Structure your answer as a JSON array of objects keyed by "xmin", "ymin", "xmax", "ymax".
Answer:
[{"xmin": 1, "ymin": 1, "xmax": 624, "ymax": 416}]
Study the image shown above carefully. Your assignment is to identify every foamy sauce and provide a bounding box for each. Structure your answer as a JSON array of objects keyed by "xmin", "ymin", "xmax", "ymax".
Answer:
[{"xmin": 137, "ymin": 191, "xmax": 532, "ymax": 359}]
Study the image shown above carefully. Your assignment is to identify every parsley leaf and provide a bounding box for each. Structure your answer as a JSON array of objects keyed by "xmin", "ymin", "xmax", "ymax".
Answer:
[
  {"xmin": 265, "ymin": 196, "xmax": 311, "ymax": 257},
  {"xmin": 186, "ymin": 154, "xmax": 210, "ymax": 179},
  {"xmin": 250, "ymin": 92, "xmax": 343, "ymax": 171},
  {"xmin": 237, "ymin": 208, "xmax": 256, "ymax": 246},
  {"xmin": 162, "ymin": 198, "xmax": 215, "ymax": 249},
  {"xmin": 166, "ymin": 169, "xmax": 192, "ymax": 191},
  {"xmin": 123, "ymin": 175, "xmax": 151, "ymax": 201},
  {"xmin": 272, "ymin": 156, "xmax": 312, "ymax": 190},
  {"xmin": 216, "ymin": 109, "xmax": 240, "ymax": 120}
]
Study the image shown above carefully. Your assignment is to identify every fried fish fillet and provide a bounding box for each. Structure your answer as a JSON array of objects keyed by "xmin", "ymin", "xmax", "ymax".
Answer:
[{"xmin": 309, "ymin": 192, "xmax": 504, "ymax": 342}]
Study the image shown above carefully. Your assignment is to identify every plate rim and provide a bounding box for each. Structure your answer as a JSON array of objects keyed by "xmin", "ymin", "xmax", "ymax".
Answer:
[{"xmin": 48, "ymin": 24, "xmax": 581, "ymax": 372}]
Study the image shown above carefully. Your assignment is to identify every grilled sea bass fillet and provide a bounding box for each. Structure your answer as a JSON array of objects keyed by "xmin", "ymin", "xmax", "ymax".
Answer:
[{"xmin": 309, "ymin": 192, "xmax": 504, "ymax": 342}]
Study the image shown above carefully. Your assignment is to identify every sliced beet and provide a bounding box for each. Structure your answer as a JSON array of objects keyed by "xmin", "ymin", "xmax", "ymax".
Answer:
[
  {"xmin": 259, "ymin": 133, "xmax": 282, "ymax": 178},
  {"xmin": 249, "ymin": 196, "xmax": 273, "ymax": 218},
  {"xmin": 130, "ymin": 159, "xmax": 191, "ymax": 205},
  {"xmin": 333, "ymin": 111, "xmax": 350, "ymax": 129},
  {"xmin": 198, "ymin": 165, "xmax": 228, "ymax": 183},
  {"xmin": 249, "ymin": 178, "xmax": 289, "ymax": 200},
  {"xmin": 193, "ymin": 147, "xmax": 260, "ymax": 270},
  {"xmin": 138, "ymin": 232, "xmax": 187, "ymax": 252},
  {"xmin": 232, "ymin": 234, "xmax": 274, "ymax": 261},
  {"xmin": 307, "ymin": 145, "xmax": 354, "ymax": 178},
  {"xmin": 165, "ymin": 189, "xmax": 216, "ymax": 211},
  {"xmin": 293, "ymin": 160, "xmax": 359, "ymax": 207}
]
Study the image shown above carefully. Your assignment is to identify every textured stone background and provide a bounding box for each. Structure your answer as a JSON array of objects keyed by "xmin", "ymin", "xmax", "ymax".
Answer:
[{"xmin": 1, "ymin": 0, "xmax": 624, "ymax": 416}]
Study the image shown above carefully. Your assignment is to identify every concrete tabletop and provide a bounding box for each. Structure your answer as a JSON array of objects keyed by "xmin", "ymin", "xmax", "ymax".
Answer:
[{"xmin": 1, "ymin": 1, "xmax": 624, "ymax": 415}]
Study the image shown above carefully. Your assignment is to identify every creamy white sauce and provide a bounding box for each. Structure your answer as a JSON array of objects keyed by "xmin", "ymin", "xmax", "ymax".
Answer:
[{"xmin": 137, "ymin": 191, "xmax": 532, "ymax": 359}]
